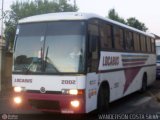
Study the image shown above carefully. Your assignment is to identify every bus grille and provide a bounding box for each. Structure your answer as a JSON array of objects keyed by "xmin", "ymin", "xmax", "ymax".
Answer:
[{"xmin": 29, "ymin": 100, "xmax": 60, "ymax": 110}]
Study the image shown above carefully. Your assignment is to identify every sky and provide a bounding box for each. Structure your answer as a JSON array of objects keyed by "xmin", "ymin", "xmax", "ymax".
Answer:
[{"xmin": 0, "ymin": 0, "xmax": 160, "ymax": 36}]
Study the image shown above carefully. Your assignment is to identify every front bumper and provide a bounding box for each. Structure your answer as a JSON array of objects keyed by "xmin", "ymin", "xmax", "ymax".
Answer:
[{"xmin": 13, "ymin": 92, "xmax": 85, "ymax": 113}]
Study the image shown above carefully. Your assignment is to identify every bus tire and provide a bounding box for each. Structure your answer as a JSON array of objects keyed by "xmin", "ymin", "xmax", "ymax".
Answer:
[
  {"xmin": 140, "ymin": 73, "xmax": 147, "ymax": 93},
  {"xmin": 97, "ymin": 83, "xmax": 109, "ymax": 113}
]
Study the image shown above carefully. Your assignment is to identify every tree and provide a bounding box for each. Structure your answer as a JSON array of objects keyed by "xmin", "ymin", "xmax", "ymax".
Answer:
[
  {"xmin": 127, "ymin": 17, "xmax": 148, "ymax": 32},
  {"xmin": 108, "ymin": 8, "xmax": 126, "ymax": 24},
  {"xmin": 4, "ymin": 0, "xmax": 78, "ymax": 49},
  {"xmin": 107, "ymin": 8, "xmax": 148, "ymax": 32}
]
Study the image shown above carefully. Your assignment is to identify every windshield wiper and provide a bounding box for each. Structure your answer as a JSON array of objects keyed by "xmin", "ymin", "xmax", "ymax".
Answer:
[
  {"xmin": 43, "ymin": 46, "xmax": 59, "ymax": 73},
  {"xmin": 78, "ymin": 49, "xmax": 83, "ymax": 72},
  {"xmin": 43, "ymin": 46, "xmax": 49, "ymax": 72}
]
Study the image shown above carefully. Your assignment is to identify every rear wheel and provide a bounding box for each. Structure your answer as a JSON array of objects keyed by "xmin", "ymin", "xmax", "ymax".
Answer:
[
  {"xmin": 97, "ymin": 84, "xmax": 109, "ymax": 113},
  {"xmin": 140, "ymin": 74, "xmax": 147, "ymax": 93}
]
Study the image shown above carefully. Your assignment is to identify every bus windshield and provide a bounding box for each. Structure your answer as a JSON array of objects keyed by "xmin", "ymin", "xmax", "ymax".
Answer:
[{"xmin": 13, "ymin": 21, "xmax": 86, "ymax": 74}]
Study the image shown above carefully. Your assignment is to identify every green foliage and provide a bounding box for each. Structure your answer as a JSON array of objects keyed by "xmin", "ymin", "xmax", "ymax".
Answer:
[
  {"xmin": 108, "ymin": 8, "xmax": 126, "ymax": 24},
  {"xmin": 4, "ymin": 0, "xmax": 78, "ymax": 50},
  {"xmin": 107, "ymin": 8, "xmax": 148, "ymax": 32},
  {"xmin": 127, "ymin": 17, "xmax": 148, "ymax": 32}
]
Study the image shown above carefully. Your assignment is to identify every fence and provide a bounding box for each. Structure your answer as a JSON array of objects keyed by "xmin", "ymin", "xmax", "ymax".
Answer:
[
  {"xmin": 0, "ymin": 46, "xmax": 13, "ymax": 93},
  {"xmin": 2, "ymin": 52, "xmax": 13, "ymax": 91}
]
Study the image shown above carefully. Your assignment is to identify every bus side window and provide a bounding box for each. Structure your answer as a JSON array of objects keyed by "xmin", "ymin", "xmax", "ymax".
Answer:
[
  {"xmin": 151, "ymin": 38, "xmax": 155, "ymax": 53},
  {"xmin": 140, "ymin": 35, "xmax": 146, "ymax": 52},
  {"xmin": 125, "ymin": 30, "xmax": 134, "ymax": 51},
  {"xmin": 113, "ymin": 27, "xmax": 124, "ymax": 50},
  {"xmin": 133, "ymin": 33, "xmax": 140, "ymax": 51},
  {"xmin": 100, "ymin": 23, "xmax": 112, "ymax": 50},
  {"xmin": 146, "ymin": 37, "xmax": 151, "ymax": 52},
  {"xmin": 89, "ymin": 35, "xmax": 97, "ymax": 52},
  {"xmin": 88, "ymin": 24, "xmax": 99, "ymax": 72}
]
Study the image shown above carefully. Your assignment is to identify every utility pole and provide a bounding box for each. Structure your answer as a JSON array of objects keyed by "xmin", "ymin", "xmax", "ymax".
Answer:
[
  {"xmin": 0, "ymin": 0, "xmax": 4, "ymax": 92},
  {"xmin": 1, "ymin": 0, "xmax": 4, "ymax": 43},
  {"xmin": 74, "ymin": 0, "xmax": 76, "ymax": 11}
]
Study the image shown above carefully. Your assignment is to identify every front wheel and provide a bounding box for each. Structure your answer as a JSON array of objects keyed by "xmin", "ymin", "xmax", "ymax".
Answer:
[{"xmin": 97, "ymin": 84, "xmax": 109, "ymax": 113}]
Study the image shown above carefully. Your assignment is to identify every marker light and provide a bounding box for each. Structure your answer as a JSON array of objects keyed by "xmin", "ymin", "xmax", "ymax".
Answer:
[
  {"xmin": 14, "ymin": 87, "xmax": 22, "ymax": 92},
  {"xmin": 70, "ymin": 100, "xmax": 80, "ymax": 108},
  {"xmin": 14, "ymin": 96, "xmax": 22, "ymax": 104},
  {"xmin": 69, "ymin": 90, "xmax": 78, "ymax": 95},
  {"xmin": 62, "ymin": 89, "xmax": 84, "ymax": 95}
]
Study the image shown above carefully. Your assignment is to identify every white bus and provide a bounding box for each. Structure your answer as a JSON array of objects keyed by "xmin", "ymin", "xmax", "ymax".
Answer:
[{"xmin": 12, "ymin": 12, "xmax": 156, "ymax": 113}]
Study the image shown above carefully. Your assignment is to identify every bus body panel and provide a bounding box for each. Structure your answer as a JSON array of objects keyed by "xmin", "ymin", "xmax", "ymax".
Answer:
[
  {"xmin": 85, "ymin": 73, "xmax": 99, "ymax": 113},
  {"xmin": 84, "ymin": 52, "xmax": 156, "ymax": 113},
  {"xmin": 98, "ymin": 52, "xmax": 156, "ymax": 102},
  {"xmin": 99, "ymin": 71, "xmax": 125, "ymax": 102},
  {"xmin": 12, "ymin": 75, "xmax": 86, "ymax": 113},
  {"xmin": 12, "ymin": 75, "xmax": 84, "ymax": 91}
]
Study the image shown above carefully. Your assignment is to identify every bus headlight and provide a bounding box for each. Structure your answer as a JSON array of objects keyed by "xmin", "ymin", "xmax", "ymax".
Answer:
[
  {"xmin": 70, "ymin": 100, "xmax": 80, "ymax": 108},
  {"xmin": 14, "ymin": 87, "xmax": 25, "ymax": 93},
  {"xmin": 14, "ymin": 96, "xmax": 22, "ymax": 104},
  {"xmin": 14, "ymin": 87, "xmax": 22, "ymax": 92}
]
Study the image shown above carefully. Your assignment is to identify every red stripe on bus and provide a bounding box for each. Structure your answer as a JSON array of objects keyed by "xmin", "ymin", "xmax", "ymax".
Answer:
[
  {"xmin": 123, "ymin": 62, "xmax": 145, "ymax": 66},
  {"xmin": 123, "ymin": 67, "xmax": 141, "ymax": 93}
]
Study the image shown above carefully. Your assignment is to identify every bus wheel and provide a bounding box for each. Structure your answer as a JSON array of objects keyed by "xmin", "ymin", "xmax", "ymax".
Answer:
[
  {"xmin": 140, "ymin": 74, "xmax": 147, "ymax": 93},
  {"xmin": 97, "ymin": 84, "xmax": 109, "ymax": 113}
]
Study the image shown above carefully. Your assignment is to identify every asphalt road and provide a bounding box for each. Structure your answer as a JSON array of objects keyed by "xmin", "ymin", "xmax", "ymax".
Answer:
[{"xmin": 1, "ymin": 80, "xmax": 160, "ymax": 120}]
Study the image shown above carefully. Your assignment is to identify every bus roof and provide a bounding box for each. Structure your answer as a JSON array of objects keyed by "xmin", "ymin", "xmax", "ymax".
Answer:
[{"xmin": 19, "ymin": 12, "xmax": 154, "ymax": 38}]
